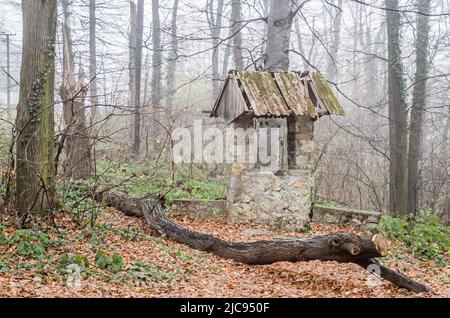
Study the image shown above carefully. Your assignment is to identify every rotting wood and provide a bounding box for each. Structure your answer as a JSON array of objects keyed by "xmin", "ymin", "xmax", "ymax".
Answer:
[{"xmin": 95, "ymin": 189, "xmax": 429, "ymax": 293}]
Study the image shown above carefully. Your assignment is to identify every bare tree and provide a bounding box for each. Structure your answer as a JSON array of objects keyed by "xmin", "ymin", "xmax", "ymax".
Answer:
[
  {"xmin": 89, "ymin": 0, "xmax": 98, "ymax": 121},
  {"xmin": 129, "ymin": 0, "xmax": 137, "ymax": 142},
  {"xmin": 166, "ymin": 0, "xmax": 179, "ymax": 108},
  {"xmin": 61, "ymin": 0, "xmax": 75, "ymax": 72},
  {"xmin": 59, "ymin": 0, "xmax": 93, "ymax": 180},
  {"xmin": 59, "ymin": 29, "xmax": 92, "ymax": 180},
  {"xmin": 151, "ymin": 0, "xmax": 162, "ymax": 139},
  {"xmin": 207, "ymin": 0, "xmax": 225, "ymax": 98},
  {"xmin": 385, "ymin": 0, "xmax": 408, "ymax": 216},
  {"xmin": 264, "ymin": 0, "xmax": 309, "ymax": 71},
  {"xmin": 407, "ymin": 0, "xmax": 431, "ymax": 215},
  {"xmin": 231, "ymin": 0, "xmax": 243, "ymax": 70},
  {"xmin": 132, "ymin": 0, "xmax": 144, "ymax": 158},
  {"xmin": 326, "ymin": 0, "xmax": 343, "ymax": 83},
  {"xmin": 15, "ymin": 0, "xmax": 58, "ymax": 221}
]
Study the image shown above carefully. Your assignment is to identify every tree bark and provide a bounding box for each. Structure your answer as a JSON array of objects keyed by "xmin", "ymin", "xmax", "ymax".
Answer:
[
  {"xmin": 16, "ymin": 0, "xmax": 58, "ymax": 221},
  {"xmin": 166, "ymin": 0, "xmax": 179, "ymax": 108},
  {"xmin": 294, "ymin": 18, "xmax": 307, "ymax": 70},
  {"xmin": 221, "ymin": 27, "xmax": 233, "ymax": 79},
  {"xmin": 231, "ymin": 0, "xmax": 243, "ymax": 71},
  {"xmin": 132, "ymin": 0, "xmax": 144, "ymax": 158},
  {"xmin": 59, "ymin": 26, "xmax": 92, "ymax": 180},
  {"xmin": 129, "ymin": 1, "xmax": 137, "ymax": 145},
  {"xmin": 264, "ymin": 0, "xmax": 293, "ymax": 71},
  {"xmin": 260, "ymin": 0, "xmax": 311, "ymax": 170},
  {"xmin": 61, "ymin": 0, "xmax": 75, "ymax": 73},
  {"xmin": 89, "ymin": 0, "xmax": 98, "ymax": 123},
  {"xmin": 151, "ymin": 0, "xmax": 162, "ymax": 141},
  {"xmin": 208, "ymin": 0, "xmax": 225, "ymax": 98},
  {"xmin": 95, "ymin": 190, "xmax": 429, "ymax": 293},
  {"xmin": 385, "ymin": 0, "xmax": 408, "ymax": 216},
  {"xmin": 407, "ymin": 0, "xmax": 431, "ymax": 215},
  {"xmin": 326, "ymin": 0, "xmax": 343, "ymax": 84}
]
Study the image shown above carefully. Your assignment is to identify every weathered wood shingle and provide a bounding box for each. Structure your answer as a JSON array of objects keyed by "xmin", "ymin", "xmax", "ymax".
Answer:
[{"xmin": 211, "ymin": 70, "xmax": 345, "ymax": 123}]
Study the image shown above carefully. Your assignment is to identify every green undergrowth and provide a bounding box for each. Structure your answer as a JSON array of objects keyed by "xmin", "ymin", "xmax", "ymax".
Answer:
[
  {"xmin": 379, "ymin": 210, "xmax": 450, "ymax": 265},
  {"xmin": 312, "ymin": 197, "xmax": 348, "ymax": 209},
  {"xmin": 0, "ymin": 221, "xmax": 182, "ymax": 284},
  {"xmin": 93, "ymin": 159, "xmax": 227, "ymax": 205},
  {"xmin": 56, "ymin": 159, "xmax": 227, "ymax": 226}
]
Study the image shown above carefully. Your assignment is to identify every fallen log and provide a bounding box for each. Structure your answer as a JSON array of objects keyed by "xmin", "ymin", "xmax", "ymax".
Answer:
[
  {"xmin": 357, "ymin": 259, "xmax": 429, "ymax": 293},
  {"xmin": 94, "ymin": 190, "xmax": 143, "ymax": 218},
  {"xmin": 95, "ymin": 190, "xmax": 429, "ymax": 293}
]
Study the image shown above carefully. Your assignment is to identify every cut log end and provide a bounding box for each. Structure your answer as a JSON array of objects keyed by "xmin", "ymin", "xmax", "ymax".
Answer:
[{"xmin": 372, "ymin": 233, "xmax": 388, "ymax": 257}]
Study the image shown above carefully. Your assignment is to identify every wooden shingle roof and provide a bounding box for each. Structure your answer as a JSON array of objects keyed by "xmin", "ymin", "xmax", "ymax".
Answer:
[{"xmin": 211, "ymin": 70, "xmax": 345, "ymax": 124}]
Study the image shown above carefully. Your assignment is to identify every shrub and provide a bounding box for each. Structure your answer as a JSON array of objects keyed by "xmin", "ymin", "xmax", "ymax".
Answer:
[{"xmin": 379, "ymin": 210, "xmax": 450, "ymax": 264}]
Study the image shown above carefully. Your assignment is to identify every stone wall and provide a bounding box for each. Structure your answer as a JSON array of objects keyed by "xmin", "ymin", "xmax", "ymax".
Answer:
[
  {"xmin": 227, "ymin": 166, "xmax": 313, "ymax": 232},
  {"xmin": 170, "ymin": 199, "xmax": 228, "ymax": 219},
  {"xmin": 226, "ymin": 115, "xmax": 316, "ymax": 232},
  {"xmin": 287, "ymin": 115, "xmax": 315, "ymax": 170},
  {"xmin": 312, "ymin": 204, "xmax": 381, "ymax": 232}
]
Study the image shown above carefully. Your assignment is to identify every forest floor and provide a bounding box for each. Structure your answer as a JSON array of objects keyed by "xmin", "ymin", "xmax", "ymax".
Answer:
[{"xmin": 0, "ymin": 207, "xmax": 449, "ymax": 298}]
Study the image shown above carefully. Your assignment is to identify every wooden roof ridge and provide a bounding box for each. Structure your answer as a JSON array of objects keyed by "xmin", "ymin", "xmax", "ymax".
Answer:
[{"xmin": 210, "ymin": 70, "xmax": 345, "ymax": 121}]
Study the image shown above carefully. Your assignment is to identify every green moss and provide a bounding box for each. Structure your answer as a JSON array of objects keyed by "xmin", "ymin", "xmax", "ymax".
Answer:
[
  {"xmin": 312, "ymin": 197, "xmax": 348, "ymax": 208},
  {"xmin": 92, "ymin": 159, "xmax": 227, "ymax": 205},
  {"xmin": 311, "ymin": 73, "xmax": 345, "ymax": 116}
]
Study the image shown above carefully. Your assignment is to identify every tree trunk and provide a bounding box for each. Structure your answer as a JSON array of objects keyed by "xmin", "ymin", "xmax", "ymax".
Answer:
[
  {"xmin": 95, "ymin": 190, "xmax": 429, "ymax": 293},
  {"xmin": 59, "ymin": 26, "xmax": 92, "ymax": 180},
  {"xmin": 264, "ymin": 0, "xmax": 293, "ymax": 71},
  {"xmin": 151, "ymin": 0, "xmax": 162, "ymax": 141},
  {"xmin": 407, "ymin": 0, "xmax": 431, "ymax": 215},
  {"xmin": 385, "ymin": 0, "xmax": 408, "ymax": 216},
  {"xmin": 61, "ymin": 0, "xmax": 75, "ymax": 73},
  {"xmin": 260, "ymin": 0, "xmax": 310, "ymax": 170},
  {"xmin": 326, "ymin": 0, "xmax": 343, "ymax": 83},
  {"xmin": 209, "ymin": 0, "xmax": 225, "ymax": 98},
  {"xmin": 129, "ymin": 1, "xmax": 137, "ymax": 145},
  {"xmin": 166, "ymin": 0, "xmax": 179, "ymax": 108},
  {"xmin": 132, "ymin": 0, "xmax": 144, "ymax": 158},
  {"xmin": 221, "ymin": 27, "xmax": 233, "ymax": 78},
  {"xmin": 231, "ymin": 0, "xmax": 243, "ymax": 71},
  {"xmin": 294, "ymin": 18, "xmax": 307, "ymax": 70},
  {"xmin": 89, "ymin": 0, "xmax": 98, "ymax": 123},
  {"xmin": 15, "ymin": 0, "xmax": 58, "ymax": 222},
  {"xmin": 364, "ymin": 10, "xmax": 379, "ymax": 99},
  {"xmin": 259, "ymin": 0, "xmax": 269, "ymax": 65}
]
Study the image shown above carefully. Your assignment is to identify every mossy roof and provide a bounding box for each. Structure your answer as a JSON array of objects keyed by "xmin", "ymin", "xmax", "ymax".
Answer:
[{"xmin": 211, "ymin": 70, "xmax": 345, "ymax": 120}]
